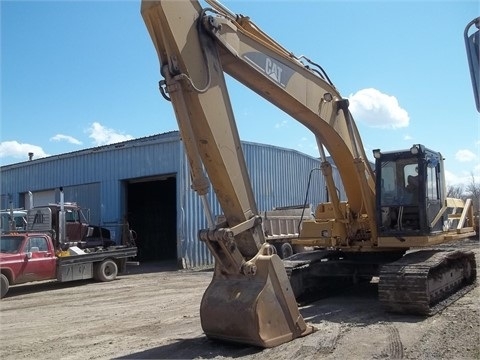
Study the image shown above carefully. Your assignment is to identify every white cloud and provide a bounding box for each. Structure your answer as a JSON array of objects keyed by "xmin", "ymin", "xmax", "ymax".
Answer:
[
  {"xmin": 445, "ymin": 168, "xmax": 480, "ymax": 188},
  {"xmin": 444, "ymin": 169, "xmax": 458, "ymax": 185},
  {"xmin": 403, "ymin": 134, "xmax": 413, "ymax": 141},
  {"xmin": 475, "ymin": 162, "xmax": 480, "ymax": 173},
  {"xmin": 275, "ymin": 120, "xmax": 288, "ymax": 129},
  {"xmin": 0, "ymin": 141, "xmax": 49, "ymax": 160},
  {"xmin": 86, "ymin": 122, "xmax": 134, "ymax": 146},
  {"xmin": 50, "ymin": 134, "xmax": 82, "ymax": 145},
  {"xmin": 296, "ymin": 137, "xmax": 318, "ymax": 156},
  {"xmin": 455, "ymin": 149, "xmax": 477, "ymax": 162},
  {"xmin": 348, "ymin": 88, "xmax": 409, "ymax": 129}
]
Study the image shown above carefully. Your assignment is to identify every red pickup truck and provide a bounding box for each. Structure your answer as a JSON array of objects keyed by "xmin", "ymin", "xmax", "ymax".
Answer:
[{"xmin": 0, "ymin": 232, "xmax": 137, "ymax": 298}]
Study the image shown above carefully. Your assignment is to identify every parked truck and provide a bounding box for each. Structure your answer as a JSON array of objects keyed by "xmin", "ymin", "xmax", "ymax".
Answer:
[
  {"xmin": 28, "ymin": 202, "xmax": 115, "ymax": 249},
  {"xmin": 215, "ymin": 205, "xmax": 313, "ymax": 259},
  {"xmin": 256, "ymin": 205, "xmax": 314, "ymax": 259},
  {"xmin": 0, "ymin": 209, "xmax": 27, "ymax": 233},
  {"xmin": 0, "ymin": 190, "xmax": 137, "ymax": 298}
]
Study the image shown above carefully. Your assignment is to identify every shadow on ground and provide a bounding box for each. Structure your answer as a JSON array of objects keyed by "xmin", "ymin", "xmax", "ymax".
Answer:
[
  {"xmin": 115, "ymin": 336, "xmax": 261, "ymax": 359},
  {"xmin": 124, "ymin": 260, "xmax": 180, "ymax": 275}
]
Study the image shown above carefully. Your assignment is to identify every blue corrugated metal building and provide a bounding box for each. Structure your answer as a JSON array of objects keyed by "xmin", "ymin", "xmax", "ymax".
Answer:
[{"xmin": 0, "ymin": 131, "xmax": 345, "ymax": 268}]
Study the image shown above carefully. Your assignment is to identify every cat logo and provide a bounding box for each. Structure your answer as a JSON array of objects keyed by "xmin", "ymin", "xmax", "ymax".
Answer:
[
  {"xmin": 265, "ymin": 57, "xmax": 283, "ymax": 83},
  {"xmin": 243, "ymin": 51, "xmax": 294, "ymax": 88}
]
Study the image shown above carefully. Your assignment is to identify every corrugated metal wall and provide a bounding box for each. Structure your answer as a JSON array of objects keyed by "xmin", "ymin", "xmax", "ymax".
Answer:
[
  {"xmin": 1, "ymin": 132, "xmax": 182, "ymax": 241},
  {"xmin": 63, "ymin": 183, "xmax": 101, "ymax": 225},
  {"xmin": 177, "ymin": 140, "xmax": 347, "ymax": 268},
  {"xmin": 1, "ymin": 131, "xmax": 346, "ymax": 269},
  {"xmin": 177, "ymin": 145, "xmax": 213, "ymax": 268},
  {"xmin": 244, "ymin": 142, "xmax": 330, "ymax": 209}
]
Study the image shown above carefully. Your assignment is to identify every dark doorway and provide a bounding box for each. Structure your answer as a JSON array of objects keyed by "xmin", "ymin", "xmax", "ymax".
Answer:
[{"xmin": 127, "ymin": 176, "xmax": 177, "ymax": 262}]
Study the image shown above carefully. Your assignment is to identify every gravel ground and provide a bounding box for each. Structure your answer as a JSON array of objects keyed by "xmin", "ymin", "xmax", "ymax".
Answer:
[{"xmin": 0, "ymin": 239, "xmax": 479, "ymax": 360}]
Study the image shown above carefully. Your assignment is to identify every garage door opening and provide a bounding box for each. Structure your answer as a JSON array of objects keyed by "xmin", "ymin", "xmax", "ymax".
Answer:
[{"xmin": 127, "ymin": 176, "xmax": 177, "ymax": 263}]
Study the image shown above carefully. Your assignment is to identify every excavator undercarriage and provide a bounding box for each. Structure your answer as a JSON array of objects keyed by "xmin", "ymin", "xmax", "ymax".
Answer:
[
  {"xmin": 284, "ymin": 246, "xmax": 476, "ymax": 316},
  {"xmin": 378, "ymin": 248, "xmax": 477, "ymax": 315},
  {"xmin": 284, "ymin": 249, "xmax": 404, "ymax": 302}
]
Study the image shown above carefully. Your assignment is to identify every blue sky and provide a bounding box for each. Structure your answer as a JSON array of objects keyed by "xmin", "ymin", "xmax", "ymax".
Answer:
[{"xmin": 1, "ymin": 0, "xmax": 479, "ymax": 187}]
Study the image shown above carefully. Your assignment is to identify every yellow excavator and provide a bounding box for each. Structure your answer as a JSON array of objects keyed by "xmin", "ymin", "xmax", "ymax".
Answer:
[{"xmin": 141, "ymin": 0, "xmax": 477, "ymax": 348}]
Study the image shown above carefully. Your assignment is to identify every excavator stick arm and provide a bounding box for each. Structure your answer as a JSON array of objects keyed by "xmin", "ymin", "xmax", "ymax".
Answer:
[
  {"xmin": 141, "ymin": 0, "xmax": 315, "ymax": 347},
  {"xmin": 142, "ymin": 0, "xmax": 262, "ymax": 258}
]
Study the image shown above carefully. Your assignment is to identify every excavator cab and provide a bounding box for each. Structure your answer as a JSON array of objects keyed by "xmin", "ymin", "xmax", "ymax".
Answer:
[{"xmin": 374, "ymin": 144, "xmax": 444, "ymax": 236}]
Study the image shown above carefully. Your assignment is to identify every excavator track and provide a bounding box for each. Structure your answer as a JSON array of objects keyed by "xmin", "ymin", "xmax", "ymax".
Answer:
[{"xmin": 378, "ymin": 249, "xmax": 477, "ymax": 315}]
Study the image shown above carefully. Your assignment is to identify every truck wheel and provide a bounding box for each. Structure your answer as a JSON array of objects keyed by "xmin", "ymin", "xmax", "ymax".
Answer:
[
  {"xmin": 281, "ymin": 242, "xmax": 294, "ymax": 259},
  {"xmin": 95, "ymin": 259, "xmax": 118, "ymax": 282},
  {"xmin": 0, "ymin": 274, "xmax": 9, "ymax": 299}
]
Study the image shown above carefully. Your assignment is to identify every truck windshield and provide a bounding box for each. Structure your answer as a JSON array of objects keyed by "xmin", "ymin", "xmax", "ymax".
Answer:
[
  {"xmin": 0, "ymin": 236, "xmax": 24, "ymax": 253},
  {"xmin": 1, "ymin": 213, "xmax": 27, "ymax": 232}
]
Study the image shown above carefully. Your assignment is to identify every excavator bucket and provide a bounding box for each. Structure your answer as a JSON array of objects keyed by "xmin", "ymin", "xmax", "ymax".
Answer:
[{"xmin": 200, "ymin": 253, "xmax": 315, "ymax": 347}]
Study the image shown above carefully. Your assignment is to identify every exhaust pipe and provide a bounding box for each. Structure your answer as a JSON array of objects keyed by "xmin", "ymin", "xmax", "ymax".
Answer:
[
  {"xmin": 59, "ymin": 187, "xmax": 66, "ymax": 244},
  {"xmin": 28, "ymin": 191, "xmax": 34, "ymax": 210},
  {"xmin": 8, "ymin": 201, "xmax": 14, "ymax": 231}
]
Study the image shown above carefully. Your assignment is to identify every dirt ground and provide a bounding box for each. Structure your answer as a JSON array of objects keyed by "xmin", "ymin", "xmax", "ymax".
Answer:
[{"xmin": 1, "ymin": 238, "xmax": 479, "ymax": 360}]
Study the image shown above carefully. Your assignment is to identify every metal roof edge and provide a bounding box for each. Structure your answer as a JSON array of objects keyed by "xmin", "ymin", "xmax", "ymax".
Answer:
[
  {"xmin": 1, "ymin": 131, "xmax": 181, "ymax": 170},
  {"xmin": 240, "ymin": 140, "xmax": 321, "ymax": 161}
]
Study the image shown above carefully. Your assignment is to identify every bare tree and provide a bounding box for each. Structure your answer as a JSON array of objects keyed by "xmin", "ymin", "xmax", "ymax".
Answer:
[
  {"xmin": 465, "ymin": 173, "xmax": 480, "ymax": 213},
  {"xmin": 446, "ymin": 184, "xmax": 464, "ymax": 199}
]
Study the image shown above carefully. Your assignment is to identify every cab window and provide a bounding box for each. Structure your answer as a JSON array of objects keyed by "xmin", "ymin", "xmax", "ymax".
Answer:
[
  {"xmin": 27, "ymin": 237, "xmax": 48, "ymax": 252},
  {"xmin": 65, "ymin": 210, "xmax": 76, "ymax": 222}
]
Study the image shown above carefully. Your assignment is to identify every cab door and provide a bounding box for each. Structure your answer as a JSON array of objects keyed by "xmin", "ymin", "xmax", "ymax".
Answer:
[
  {"xmin": 425, "ymin": 159, "xmax": 443, "ymax": 233},
  {"xmin": 17, "ymin": 236, "xmax": 56, "ymax": 282}
]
